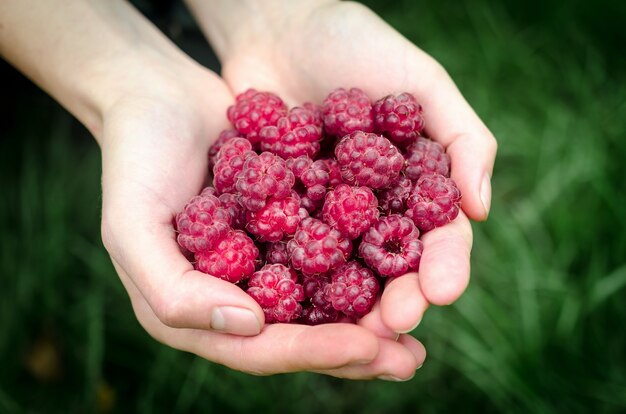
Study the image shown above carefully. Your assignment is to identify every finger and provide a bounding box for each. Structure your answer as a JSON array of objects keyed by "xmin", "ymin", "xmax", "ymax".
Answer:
[
  {"xmin": 379, "ymin": 273, "xmax": 429, "ymax": 333},
  {"xmin": 358, "ymin": 299, "xmax": 401, "ymax": 340},
  {"xmin": 418, "ymin": 212, "xmax": 473, "ymax": 305},
  {"xmin": 123, "ymin": 280, "xmax": 380, "ymax": 375},
  {"xmin": 102, "ymin": 199, "xmax": 265, "ymax": 335},
  {"xmin": 410, "ymin": 52, "xmax": 497, "ymax": 221},
  {"xmin": 317, "ymin": 335, "xmax": 425, "ymax": 381}
]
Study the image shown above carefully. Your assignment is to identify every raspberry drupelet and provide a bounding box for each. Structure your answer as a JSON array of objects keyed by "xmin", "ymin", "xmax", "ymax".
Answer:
[
  {"xmin": 322, "ymin": 87, "xmax": 375, "ymax": 137},
  {"xmin": 195, "ymin": 230, "xmax": 259, "ymax": 283},
  {"xmin": 335, "ymin": 131, "xmax": 404, "ymax": 189},
  {"xmin": 247, "ymin": 264, "xmax": 305, "ymax": 323},
  {"xmin": 322, "ymin": 184, "xmax": 380, "ymax": 240},
  {"xmin": 227, "ymin": 89, "xmax": 287, "ymax": 146},
  {"xmin": 359, "ymin": 214, "xmax": 423, "ymax": 277},
  {"xmin": 217, "ymin": 192, "xmax": 246, "ymax": 230},
  {"xmin": 405, "ymin": 173, "xmax": 461, "ymax": 232},
  {"xmin": 372, "ymin": 93, "xmax": 425, "ymax": 146},
  {"xmin": 287, "ymin": 217, "xmax": 352, "ymax": 276}
]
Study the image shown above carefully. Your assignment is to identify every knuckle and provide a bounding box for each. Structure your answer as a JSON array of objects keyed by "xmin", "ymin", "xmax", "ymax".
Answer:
[{"xmin": 152, "ymin": 292, "xmax": 185, "ymax": 328}]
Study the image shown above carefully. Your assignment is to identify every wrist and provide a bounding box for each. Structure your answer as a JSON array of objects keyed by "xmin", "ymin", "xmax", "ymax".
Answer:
[{"xmin": 185, "ymin": 0, "xmax": 337, "ymax": 62}]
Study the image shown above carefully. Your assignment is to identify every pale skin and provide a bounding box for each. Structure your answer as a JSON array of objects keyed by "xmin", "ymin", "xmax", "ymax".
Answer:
[{"xmin": 1, "ymin": 0, "xmax": 496, "ymax": 381}]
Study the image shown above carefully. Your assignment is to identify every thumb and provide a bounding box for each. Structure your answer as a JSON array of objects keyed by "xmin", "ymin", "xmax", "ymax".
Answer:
[{"xmin": 102, "ymin": 206, "xmax": 264, "ymax": 336}]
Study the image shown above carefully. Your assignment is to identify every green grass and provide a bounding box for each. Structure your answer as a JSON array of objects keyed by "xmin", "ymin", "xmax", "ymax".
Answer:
[{"xmin": 1, "ymin": 0, "xmax": 625, "ymax": 412}]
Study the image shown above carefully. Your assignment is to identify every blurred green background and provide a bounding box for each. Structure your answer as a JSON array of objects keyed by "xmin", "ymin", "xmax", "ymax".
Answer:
[{"xmin": 1, "ymin": 0, "xmax": 625, "ymax": 412}]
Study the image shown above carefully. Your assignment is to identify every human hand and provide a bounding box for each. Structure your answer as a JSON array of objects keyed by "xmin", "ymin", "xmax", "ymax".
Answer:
[
  {"xmin": 98, "ymin": 57, "xmax": 424, "ymax": 380},
  {"xmin": 188, "ymin": 0, "xmax": 497, "ymax": 335}
]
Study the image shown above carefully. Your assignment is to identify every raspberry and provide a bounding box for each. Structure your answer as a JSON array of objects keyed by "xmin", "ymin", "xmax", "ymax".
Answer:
[
  {"xmin": 302, "ymin": 102, "xmax": 323, "ymax": 124},
  {"xmin": 217, "ymin": 193, "xmax": 246, "ymax": 230},
  {"xmin": 359, "ymin": 215, "xmax": 423, "ymax": 277},
  {"xmin": 236, "ymin": 152, "xmax": 295, "ymax": 211},
  {"xmin": 300, "ymin": 306, "xmax": 340, "ymax": 325},
  {"xmin": 324, "ymin": 261, "xmax": 379, "ymax": 318},
  {"xmin": 227, "ymin": 89, "xmax": 287, "ymax": 146},
  {"xmin": 335, "ymin": 131, "xmax": 404, "ymax": 189},
  {"xmin": 322, "ymin": 87, "xmax": 374, "ymax": 137},
  {"xmin": 196, "ymin": 230, "xmax": 259, "ymax": 283},
  {"xmin": 300, "ymin": 276, "xmax": 340, "ymax": 325},
  {"xmin": 373, "ymin": 93, "xmax": 424, "ymax": 146},
  {"xmin": 200, "ymin": 186, "xmax": 218, "ymax": 197},
  {"xmin": 265, "ymin": 240, "xmax": 290, "ymax": 265},
  {"xmin": 405, "ymin": 173, "xmax": 461, "ymax": 232},
  {"xmin": 247, "ymin": 264, "xmax": 304, "ymax": 323},
  {"xmin": 322, "ymin": 184, "xmax": 380, "ymax": 240},
  {"xmin": 287, "ymin": 156, "xmax": 330, "ymax": 201},
  {"xmin": 299, "ymin": 193, "xmax": 324, "ymax": 214},
  {"xmin": 245, "ymin": 194, "xmax": 308, "ymax": 242},
  {"xmin": 259, "ymin": 107, "xmax": 323, "ymax": 159},
  {"xmin": 404, "ymin": 137, "xmax": 451, "ymax": 180},
  {"xmin": 321, "ymin": 158, "xmax": 343, "ymax": 188},
  {"xmin": 288, "ymin": 218, "xmax": 352, "ymax": 276},
  {"xmin": 213, "ymin": 138, "xmax": 255, "ymax": 194},
  {"xmin": 176, "ymin": 190, "xmax": 232, "ymax": 253},
  {"xmin": 208, "ymin": 129, "xmax": 240, "ymax": 170},
  {"xmin": 377, "ymin": 175, "xmax": 413, "ymax": 215}
]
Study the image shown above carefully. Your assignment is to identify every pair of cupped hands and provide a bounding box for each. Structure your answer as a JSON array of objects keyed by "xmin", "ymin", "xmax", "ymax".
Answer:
[{"xmin": 99, "ymin": 2, "xmax": 497, "ymax": 381}]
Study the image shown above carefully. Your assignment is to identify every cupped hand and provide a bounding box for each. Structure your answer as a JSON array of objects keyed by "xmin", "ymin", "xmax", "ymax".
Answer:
[
  {"xmin": 98, "ymin": 61, "xmax": 424, "ymax": 379},
  {"xmin": 217, "ymin": 1, "xmax": 497, "ymax": 333}
]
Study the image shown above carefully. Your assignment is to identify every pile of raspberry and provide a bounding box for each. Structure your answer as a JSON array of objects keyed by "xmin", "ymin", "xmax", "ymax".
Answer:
[{"xmin": 176, "ymin": 87, "xmax": 461, "ymax": 325}]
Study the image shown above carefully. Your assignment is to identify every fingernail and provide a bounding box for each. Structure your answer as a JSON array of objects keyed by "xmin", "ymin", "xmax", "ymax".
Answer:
[
  {"xmin": 417, "ymin": 363, "xmax": 424, "ymax": 370},
  {"xmin": 378, "ymin": 373, "xmax": 415, "ymax": 382},
  {"xmin": 480, "ymin": 172, "xmax": 492, "ymax": 217},
  {"xmin": 397, "ymin": 317, "xmax": 422, "ymax": 334},
  {"xmin": 211, "ymin": 306, "xmax": 262, "ymax": 336}
]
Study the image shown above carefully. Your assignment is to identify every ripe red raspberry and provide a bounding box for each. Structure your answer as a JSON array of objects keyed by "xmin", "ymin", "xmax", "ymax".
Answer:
[
  {"xmin": 227, "ymin": 89, "xmax": 287, "ymax": 146},
  {"xmin": 300, "ymin": 305, "xmax": 340, "ymax": 325},
  {"xmin": 246, "ymin": 264, "xmax": 304, "ymax": 323},
  {"xmin": 335, "ymin": 131, "xmax": 404, "ymax": 189},
  {"xmin": 265, "ymin": 240, "xmax": 290, "ymax": 265},
  {"xmin": 322, "ymin": 87, "xmax": 374, "ymax": 137},
  {"xmin": 196, "ymin": 230, "xmax": 259, "ymax": 283},
  {"xmin": 300, "ymin": 275, "xmax": 340, "ymax": 325},
  {"xmin": 405, "ymin": 137, "xmax": 451, "ymax": 180},
  {"xmin": 236, "ymin": 152, "xmax": 295, "ymax": 211},
  {"xmin": 245, "ymin": 195, "xmax": 308, "ymax": 242},
  {"xmin": 372, "ymin": 93, "xmax": 425, "ymax": 146},
  {"xmin": 302, "ymin": 102, "xmax": 323, "ymax": 124},
  {"xmin": 213, "ymin": 138, "xmax": 255, "ymax": 194},
  {"xmin": 288, "ymin": 218, "xmax": 352, "ymax": 276},
  {"xmin": 287, "ymin": 156, "xmax": 330, "ymax": 201},
  {"xmin": 322, "ymin": 184, "xmax": 380, "ymax": 240},
  {"xmin": 377, "ymin": 175, "xmax": 413, "ymax": 215},
  {"xmin": 208, "ymin": 129, "xmax": 240, "ymax": 170},
  {"xmin": 405, "ymin": 173, "xmax": 461, "ymax": 232},
  {"xmin": 321, "ymin": 158, "xmax": 343, "ymax": 188},
  {"xmin": 217, "ymin": 193, "xmax": 246, "ymax": 230},
  {"xmin": 299, "ymin": 193, "xmax": 324, "ymax": 214},
  {"xmin": 324, "ymin": 261, "xmax": 379, "ymax": 318},
  {"xmin": 359, "ymin": 215, "xmax": 423, "ymax": 277},
  {"xmin": 259, "ymin": 107, "xmax": 323, "ymax": 159},
  {"xmin": 176, "ymin": 190, "xmax": 232, "ymax": 253}
]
